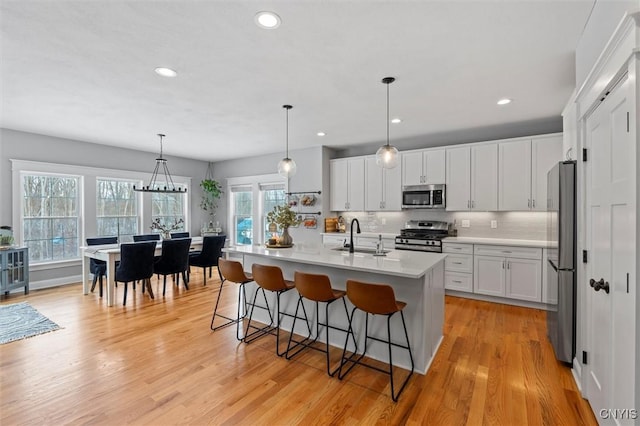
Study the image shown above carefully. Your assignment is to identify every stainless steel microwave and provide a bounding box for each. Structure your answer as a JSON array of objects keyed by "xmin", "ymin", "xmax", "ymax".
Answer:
[{"xmin": 401, "ymin": 184, "xmax": 446, "ymax": 209}]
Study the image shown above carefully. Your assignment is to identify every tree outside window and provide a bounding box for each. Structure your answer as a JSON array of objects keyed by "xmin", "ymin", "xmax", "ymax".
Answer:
[{"xmin": 22, "ymin": 175, "xmax": 79, "ymax": 263}]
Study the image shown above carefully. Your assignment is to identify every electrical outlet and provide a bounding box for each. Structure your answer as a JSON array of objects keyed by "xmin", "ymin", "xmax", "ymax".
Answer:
[
  {"xmin": 491, "ymin": 220, "xmax": 498, "ymax": 229},
  {"xmin": 461, "ymin": 220, "xmax": 470, "ymax": 228},
  {"xmin": 381, "ymin": 218, "xmax": 386, "ymax": 225}
]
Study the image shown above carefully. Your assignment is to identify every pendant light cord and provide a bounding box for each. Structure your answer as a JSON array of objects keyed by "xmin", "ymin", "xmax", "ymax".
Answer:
[
  {"xmin": 386, "ymin": 82, "xmax": 390, "ymax": 148},
  {"xmin": 286, "ymin": 107, "xmax": 289, "ymax": 158}
]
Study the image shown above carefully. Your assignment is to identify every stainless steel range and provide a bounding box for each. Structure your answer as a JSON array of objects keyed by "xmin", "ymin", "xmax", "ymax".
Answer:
[{"xmin": 395, "ymin": 220, "xmax": 449, "ymax": 253}]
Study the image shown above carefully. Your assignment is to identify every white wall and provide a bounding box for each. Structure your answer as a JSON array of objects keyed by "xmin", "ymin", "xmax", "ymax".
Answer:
[{"xmin": 575, "ymin": 0, "xmax": 639, "ymax": 89}]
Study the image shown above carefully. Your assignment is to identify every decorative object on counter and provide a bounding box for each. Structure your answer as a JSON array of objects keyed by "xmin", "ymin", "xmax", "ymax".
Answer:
[
  {"xmin": 277, "ymin": 105, "xmax": 297, "ymax": 178},
  {"xmin": 200, "ymin": 163, "xmax": 223, "ymax": 223},
  {"xmin": 266, "ymin": 204, "xmax": 302, "ymax": 246},
  {"xmin": 150, "ymin": 218, "xmax": 184, "ymax": 240},
  {"xmin": 324, "ymin": 217, "xmax": 339, "ymax": 232},
  {"xmin": 337, "ymin": 216, "xmax": 346, "ymax": 233},
  {"xmin": 375, "ymin": 77, "xmax": 399, "ymax": 169},
  {"xmin": 0, "ymin": 226, "xmax": 14, "ymax": 246},
  {"xmin": 134, "ymin": 134, "xmax": 186, "ymax": 193},
  {"xmin": 201, "ymin": 221, "xmax": 222, "ymax": 236}
]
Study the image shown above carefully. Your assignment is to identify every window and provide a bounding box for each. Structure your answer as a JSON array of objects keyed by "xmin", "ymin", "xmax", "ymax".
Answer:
[
  {"xmin": 12, "ymin": 159, "xmax": 191, "ymax": 266},
  {"xmin": 151, "ymin": 185, "xmax": 186, "ymax": 234},
  {"xmin": 261, "ymin": 183, "xmax": 286, "ymax": 242},
  {"xmin": 231, "ymin": 186, "xmax": 253, "ymax": 245},
  {"xmin": 96, "ymin": 179, "xmax": 139, "ymax": 240},
  {"xmin": 22, "ymin": 174, "xmax": 80, "ymax": 263},
  {"xmin": 226, "ymin": 175, "xmax": 287, "ymax": 247}
]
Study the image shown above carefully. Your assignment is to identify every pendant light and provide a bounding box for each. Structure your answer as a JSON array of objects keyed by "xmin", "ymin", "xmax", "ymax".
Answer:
[
  {"xmin": 277, "ymin": 104, "xmax": 297, "ymax": 178},
  {"xmin": 134, "ymin": 134, "xmax": 186, "ymax": 193},
  {"xmin": 376, "ymin": 77, "xmax": 399, "ymax": 169}
]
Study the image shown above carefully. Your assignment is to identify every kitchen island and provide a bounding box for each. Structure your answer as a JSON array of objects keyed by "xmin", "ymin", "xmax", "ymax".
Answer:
[{"xmin": 224, "ymin": 244, "xmax": 446, "ymax": 374}]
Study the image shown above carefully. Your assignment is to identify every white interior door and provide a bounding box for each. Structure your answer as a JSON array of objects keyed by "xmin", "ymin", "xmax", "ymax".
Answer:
[
  {"xmin": 585, "ymin": 75, "xmax": 636, "ymax": 422},
  {"xmin": 585, "ymin": 85, "xmax": 613, "ymax": 421}
]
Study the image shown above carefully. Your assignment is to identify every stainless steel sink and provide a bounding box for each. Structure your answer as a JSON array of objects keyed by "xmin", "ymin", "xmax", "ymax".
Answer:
[{"xmin": 331, "ymin": 247, "xmax": 390, "ymax": 255}]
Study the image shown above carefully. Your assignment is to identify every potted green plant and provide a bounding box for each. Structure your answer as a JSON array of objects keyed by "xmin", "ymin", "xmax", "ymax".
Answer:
[
  {"xmin": 267, "ymin": 204, "xmax": 302, "ymax": 246},
  {"xmin": 200, "ymin": 178, "xmax": 223, "ymax": 231}
]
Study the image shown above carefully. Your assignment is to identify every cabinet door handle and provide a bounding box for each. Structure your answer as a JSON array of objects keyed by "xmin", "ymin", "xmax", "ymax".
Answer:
[
  {"xmin": 502, "ymin": 260, "xmax": 505, "ymax": 269},
  {"xmin": 528, "ymin": 199, "xmax": 531, "ymax": 208},
  {"xmin": 532, "ymin": 199, "xmax": 536, "ymax": 208},
  {"xmin": 452, "ymin": 280, "xmax": 462, "ymax": 283},
  {"xmin": 467, "ymin": 200, "xmax": 470, "ymax": 208},
  {"xmin": 507, "ymin": 261, "xmax": 510, "ymax": 269},
  {"xmin": 472, "ymin": 200, "xmax": 475, "ymax": 208},
  {"xmin": 453, "ymin": 262, "xmax": 463, "ymax": 265}
]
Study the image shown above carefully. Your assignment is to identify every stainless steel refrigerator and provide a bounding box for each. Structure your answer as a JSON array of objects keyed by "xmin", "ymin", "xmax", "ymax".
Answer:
[{"xmin": 546, "ymin": 160, "xmax": 577, "ymax": 364}]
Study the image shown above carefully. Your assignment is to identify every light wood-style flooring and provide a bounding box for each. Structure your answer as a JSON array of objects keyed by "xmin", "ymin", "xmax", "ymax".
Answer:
[{"xmin": 0, "ymin": 270, "xmax": 597, "ymax": 425}]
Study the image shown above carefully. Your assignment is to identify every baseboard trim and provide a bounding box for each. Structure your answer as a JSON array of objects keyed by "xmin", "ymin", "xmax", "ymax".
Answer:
[
  {"xmin": 29, "ymin": 275, "xmax": 82, "ymax": 291},
  {"xmin": 445, "ymin": 290, "xmax": 554, "ymax": 311}
]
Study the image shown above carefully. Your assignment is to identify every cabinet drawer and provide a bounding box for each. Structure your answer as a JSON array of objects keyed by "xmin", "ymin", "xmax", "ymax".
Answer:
[
  {"xmin": 444, "ymin": 254, "xmax": 473, "ymax": 273},
  {"xmin": 445, "ymin": 271, "xmax": 473, "ymax": 292},
  {"xmin": 442, "ymin": 242, "xmax": 473, "ymax": 254},
  {"xmin": 473, "ymin": 245, "xmax": 541, "ymax": 260}
]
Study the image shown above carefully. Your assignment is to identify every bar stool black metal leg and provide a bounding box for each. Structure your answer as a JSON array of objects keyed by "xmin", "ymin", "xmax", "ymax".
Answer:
[{"xmin": 243, "ymin": 287, "xmax": 275, "ymax": 344}]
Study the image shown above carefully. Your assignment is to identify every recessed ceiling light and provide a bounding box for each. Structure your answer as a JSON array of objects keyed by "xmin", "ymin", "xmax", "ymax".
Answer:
[
  {"xmin": 317, "ymin": 132, "xmax": 326, "ymax": 137},
  {"xmin": 391, "ymin": 118, "xmax": 402, "ymax": 124},
  {"xmin": 497, "ymin": 98, "xmax": 512, "ymax": 105},
  {"xmin": 154, "ymin": 67, "xmax": 177, "ymax": 78},
  {"xmin": 255, "ymin": 11, "xmax": 281, "ymax": 29}
]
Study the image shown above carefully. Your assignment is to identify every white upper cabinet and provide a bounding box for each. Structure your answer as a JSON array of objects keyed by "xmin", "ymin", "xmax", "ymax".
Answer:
[
  {"xmin": 330, "ymin": 157, "xmax": 365, "ymax": 211},
  {"xmin": 364, "ymin": 156, "xmax": 401, "ymax": 211},
  {"xmin": 402, "ymin": 149, "xmax": 445, "ymax": 186},
  {"xmin": 498, "ymin": 135, "xmax": 562, "ymax": 211},
  {"xmin": 531, "ymin": 135, "xmax": 562, "ymax": 211},
  {"xmin": 447, "ymin": 143, "xmax": 497, "ymax": 211},
  {"xmin": 471, "ymin": 143, "xmax": 498, "ymax": 211},
  {"xmin": 499, "ymin": 139, "xmax": 532, "ymax": 210},
  {"xmin": 445, "ymin": 146, "xmax": 471, "ymax": 210}
]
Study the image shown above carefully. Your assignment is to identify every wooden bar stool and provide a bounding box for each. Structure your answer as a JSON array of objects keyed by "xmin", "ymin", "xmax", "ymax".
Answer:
[
  {"xmin": 213, "ymin": 259, "xmax": 253, "ymax": 340},
  {"xmin": 245, "ymin": 264, "xmax": 310, "ymax": 356},
  {"xmin": 285, "ymin": 271, "xmax": 358, "ymax": 376},
  {"xmin": 338, "ymin": 279, "xmax": 414, "ymax": 402}
]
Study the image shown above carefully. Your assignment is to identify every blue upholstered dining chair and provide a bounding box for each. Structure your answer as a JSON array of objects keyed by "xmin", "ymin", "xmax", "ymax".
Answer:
[
  {"xmin": 154, "ymin": 238, "xmax": 192, "ymax": 296},
  {"xmin": 188, "ymin": 235, "xmax": 226, "ymax": 285},
  {"xmin": 86, "ymin": 236, "xmax": 118, "ymax": 298},
  {"xmin": 115, "ymin": 241, "xmax": 157, "ymax": 306}
]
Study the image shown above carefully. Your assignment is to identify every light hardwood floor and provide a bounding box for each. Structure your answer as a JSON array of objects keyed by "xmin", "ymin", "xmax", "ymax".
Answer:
[{"xmin": 0, "ymin": 270, "xmax": 596, "ymax": 425}]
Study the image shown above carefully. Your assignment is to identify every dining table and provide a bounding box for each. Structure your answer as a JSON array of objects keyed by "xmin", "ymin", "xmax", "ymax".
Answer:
[{"xmin": 81, "ymin": 237, "xmax": 203, "ymax": 307}]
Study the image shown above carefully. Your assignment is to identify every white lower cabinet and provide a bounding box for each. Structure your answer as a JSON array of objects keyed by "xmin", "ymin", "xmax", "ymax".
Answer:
[
  {"xmin": 473, "ymin": 245, "xmax": 542, "ymax": 302},
  {"xmin": 442, "ymin": 242, "xmax": 473, "ymax": 292}
]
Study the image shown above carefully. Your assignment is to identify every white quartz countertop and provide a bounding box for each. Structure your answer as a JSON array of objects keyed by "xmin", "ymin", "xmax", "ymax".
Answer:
[
  {"xmin": 442, "ymin": 236, "xmax": 550, "ymax": 248},
  {"xmin": 321, "ymin": 232, "xmax": 398, "ymax": 239},
  {"xmin": 223, "ymin": 243, "xmax": 446, "ymax": 279}
]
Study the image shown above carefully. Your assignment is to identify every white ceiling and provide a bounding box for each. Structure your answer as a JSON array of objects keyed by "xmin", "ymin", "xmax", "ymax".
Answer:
[{"xmin": 0, "ymin": 1, "xmax": 594, "ymax": 162}]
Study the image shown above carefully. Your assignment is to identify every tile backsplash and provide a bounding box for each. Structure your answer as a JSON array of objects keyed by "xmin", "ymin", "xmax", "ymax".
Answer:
[{"xmin": 337, "ymin": 210, "xmax": 548, "ymax": 240}]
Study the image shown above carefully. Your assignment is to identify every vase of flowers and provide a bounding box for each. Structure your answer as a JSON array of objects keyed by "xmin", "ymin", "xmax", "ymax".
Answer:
[
  {"xmin": 150, "ymin": 218, "xmax": 184, "ymax": 240},
  {"xmin": 266, "ymin": 205, "xmax": 301, "ymax": 246}
]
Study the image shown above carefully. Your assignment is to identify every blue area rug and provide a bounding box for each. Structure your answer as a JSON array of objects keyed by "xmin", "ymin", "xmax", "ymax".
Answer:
[{"xmin": 0, "ymin": 302, "xmax": 61, "ymax": 344}]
